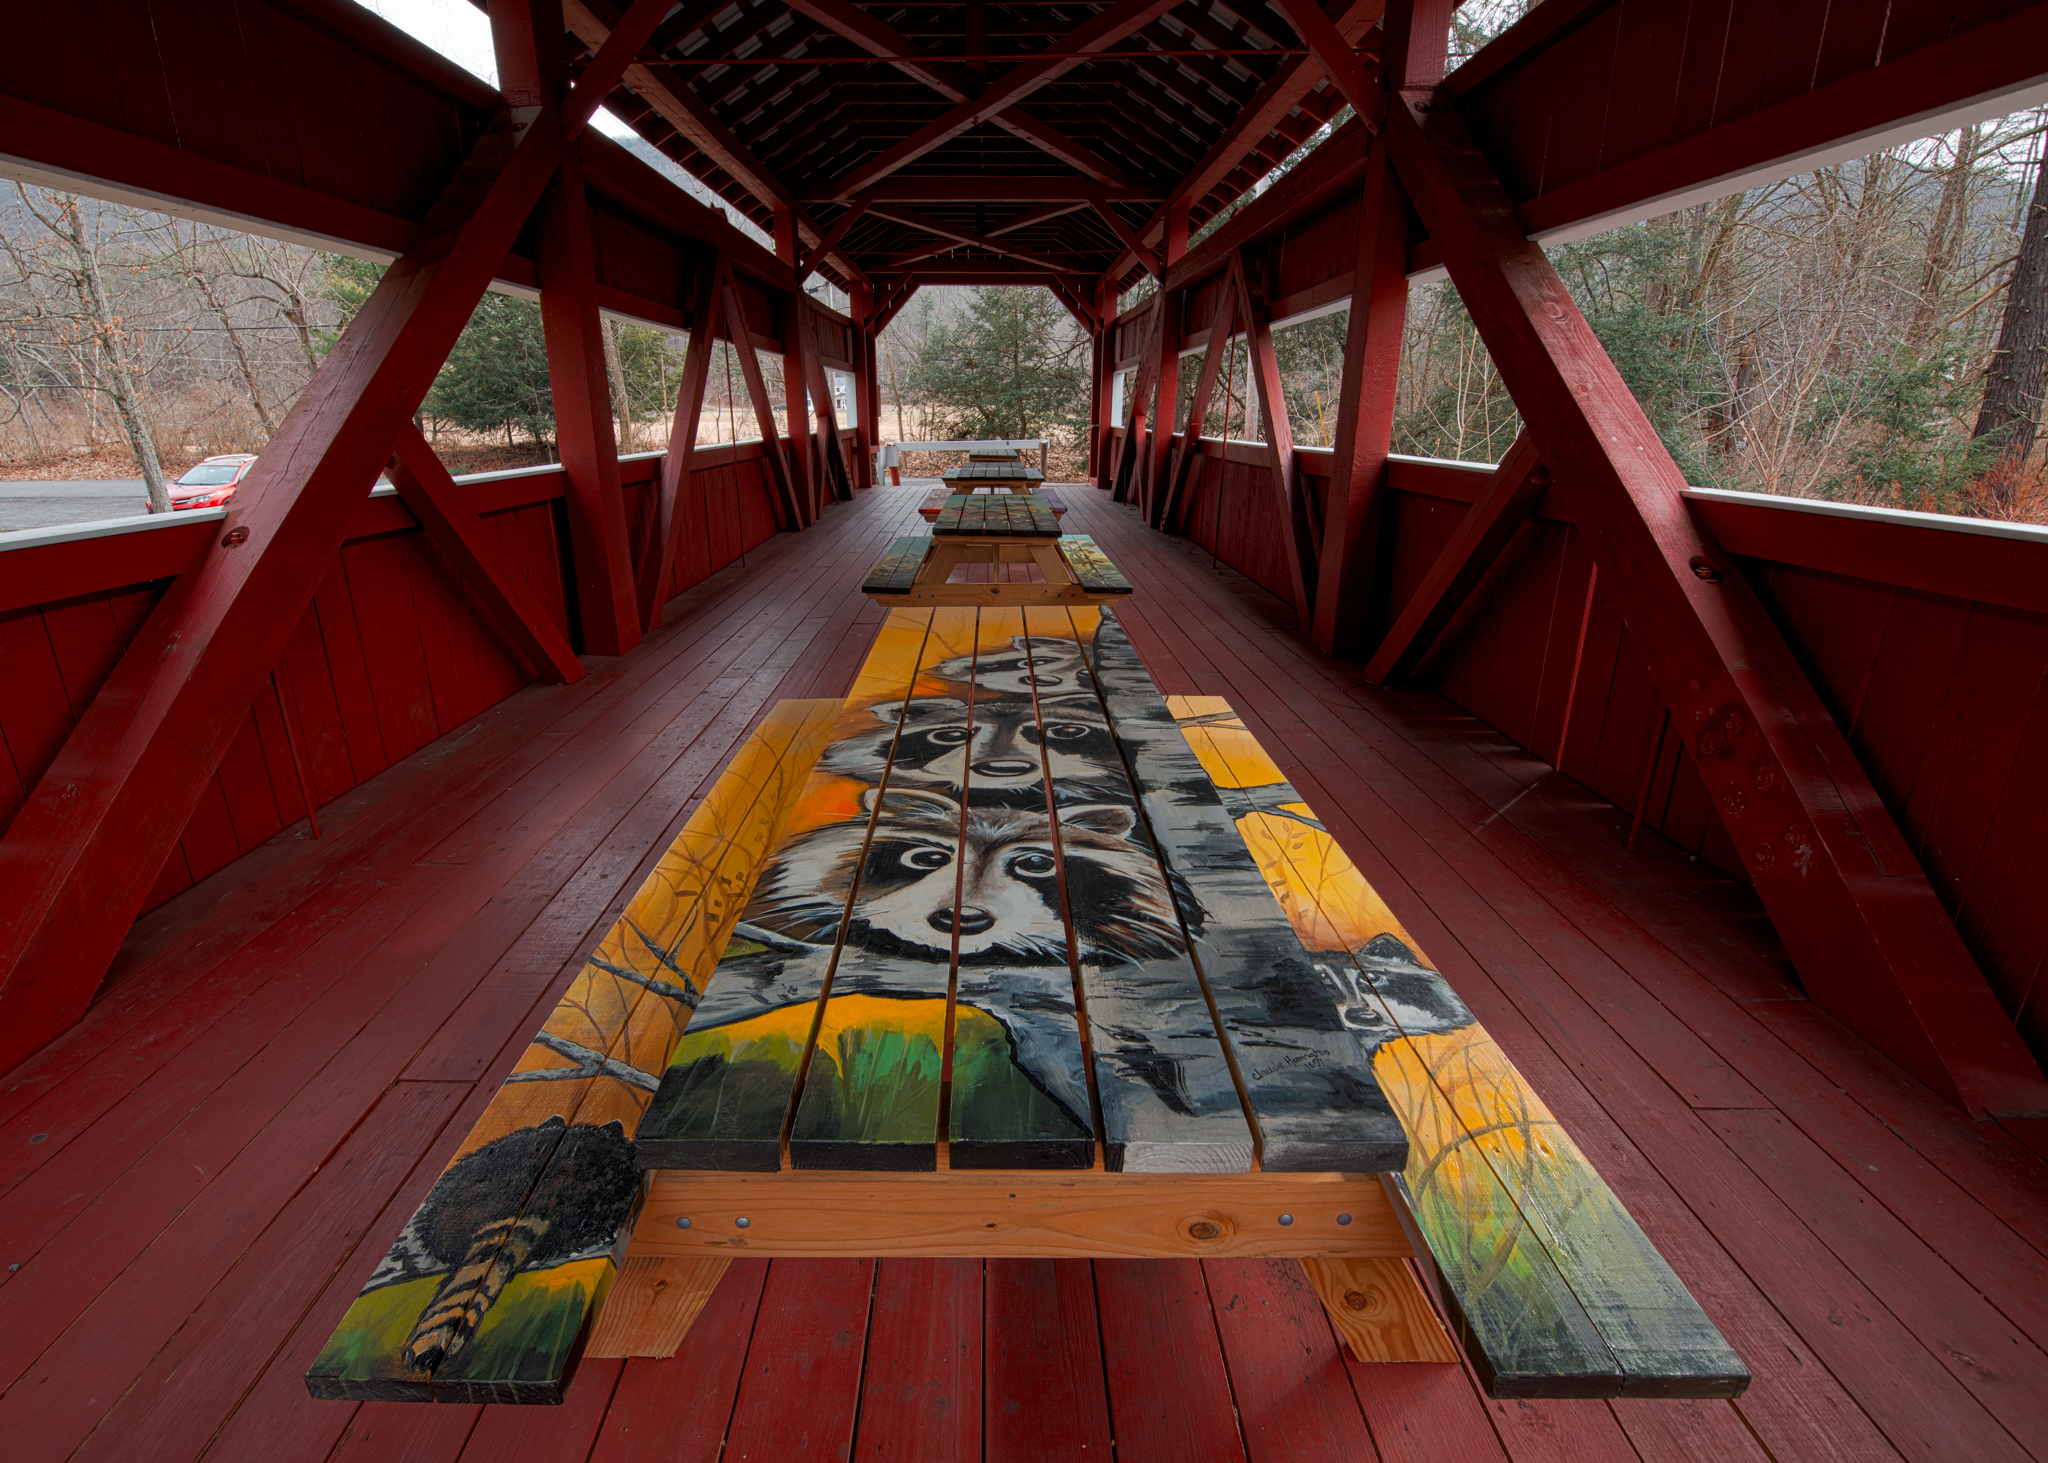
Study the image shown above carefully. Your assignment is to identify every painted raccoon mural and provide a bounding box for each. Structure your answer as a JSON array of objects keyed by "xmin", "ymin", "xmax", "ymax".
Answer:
[
  {"xmin": 749, "ymin": 786, "xmax": 1193, "ymax": 967},
  {"xmin": 1314, "ymin": 931, "xmax": 1477, "ymax": 1058},
  {"xmin": 931, "ymin": 637, "xmax": 1092, "ymax": 698},
  {"xmin": 820, "ymin": 691, "xmax": 1127, "ymax": 805}
]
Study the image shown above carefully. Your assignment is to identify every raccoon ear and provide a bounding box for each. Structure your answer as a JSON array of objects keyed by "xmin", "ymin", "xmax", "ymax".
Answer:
[
  {"xmin": 891, "ymin": 696, "xmax": 969, "ymax": 725},
  {"xmin": 861, "ymin": 784, "xmax": 960, "ymax": 818},
  {"xmin": 1064, "ymin": 803, "xmax": 1136, "ymax": 838}
]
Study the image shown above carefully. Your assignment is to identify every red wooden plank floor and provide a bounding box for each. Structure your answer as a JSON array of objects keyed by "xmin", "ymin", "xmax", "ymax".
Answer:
[{"xmin": 4, "ymin": 481, "xmax": 2045, "ymax": 1462}]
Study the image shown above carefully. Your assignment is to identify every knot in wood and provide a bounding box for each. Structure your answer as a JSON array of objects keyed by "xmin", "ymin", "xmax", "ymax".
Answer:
[{"xmin": 1343, "ymin": 1288, "xmax": 1379, "ymax": 1313}]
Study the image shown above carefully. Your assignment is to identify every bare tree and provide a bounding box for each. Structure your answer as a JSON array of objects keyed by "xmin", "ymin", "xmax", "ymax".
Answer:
[{"xmin": 12, "ymin": 187, "xmax": 170, "ymax": 507}]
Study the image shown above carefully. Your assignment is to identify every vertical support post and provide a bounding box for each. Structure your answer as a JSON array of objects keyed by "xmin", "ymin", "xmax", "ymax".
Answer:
[
  {"xmin": 1311, "ymin": 135, "xmax": 1412, "ymax": 657},
  {"xmin": 782, "ymin": 295, "xmax": 819, "ymax": 521},
  {"xmin": 1143, "ymin": 287, "xmax": 1178, "ymax": 518},
  {"xmin": 537, "ymin": 155, "xmax": 642, "ymax": 655}
]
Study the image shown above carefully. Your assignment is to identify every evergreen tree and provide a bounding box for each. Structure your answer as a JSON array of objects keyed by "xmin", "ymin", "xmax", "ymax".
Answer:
[
  {"xmin": 425, "ymin": 292, "xmax": 555, "ymax": 450},
  {"xmin": 909, "ymin": 287, "xmax": 1086, "ymax": 440}
]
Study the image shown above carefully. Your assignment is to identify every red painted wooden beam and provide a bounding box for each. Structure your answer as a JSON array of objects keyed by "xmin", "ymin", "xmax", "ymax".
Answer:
[
  {"xmin": 386, "ymin": 426, "xmax": 586, "ymax": 684},
  {"xmin": 1362, "ymin": 430, "xmax": 1546, "ymax": 684},
  {"xmin": 538, "ymin": 154, "xmax": 643, "ymax": 656},
  {"xmin": 0, "ymin": 4, "xmax": 667, "ymax": 1076},
  {"xmin": 719, "ymin": 266, "xmax": 807, "ymax": 531},
  {"xmin": 825, "ymin": 0, "xmax": 1180, "ymax": 197},
  {"xmin": 639, "ymin": 263, "xmax": 725, "ymax": 627},
  {"xmin": 1158, "ymin": 273, "xmax": 1240, "ymax": 530},
  {"xmin": 1377, "ymin": 91, "xmax": 2048, "ymax": 1114},
  {"xmin": 1233, "ymin": 251, "xmax": 1318, "ymax": 625}
]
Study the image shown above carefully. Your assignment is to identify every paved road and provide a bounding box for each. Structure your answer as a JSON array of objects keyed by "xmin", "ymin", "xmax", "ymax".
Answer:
[{"xmin": 0, "ymin": 480, "xmax": 154, "ymax": 533}]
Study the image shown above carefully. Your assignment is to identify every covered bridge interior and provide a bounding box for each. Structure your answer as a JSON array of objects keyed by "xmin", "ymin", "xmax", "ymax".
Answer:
[{"xmin": 5, "ymin": 1, "xmax": 2048, "ymax": 1459}]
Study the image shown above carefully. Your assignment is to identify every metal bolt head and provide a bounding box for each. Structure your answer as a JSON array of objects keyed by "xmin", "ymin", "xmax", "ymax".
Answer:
[
  {"xmin": 1278, "ymin": 1213, "xmax": 1294, "ymax": 1227},
  {"xmin": 1337, "ymin": 1212, "xmax": 1352, "ymax": 1226},
  {"xmin": 676, "ymin": 1216, "xmax": 691, "ymax": 1229},
  {"xmin": 735, "ymin": 1216, "xmax": 750, "ymax": 1229}
]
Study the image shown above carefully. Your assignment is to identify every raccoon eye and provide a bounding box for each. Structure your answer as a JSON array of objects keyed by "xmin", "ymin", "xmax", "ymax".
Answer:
[
  {"xmin": 1043, "ymin": 723, "xmax": 1093, "ymax": 741},
  {"xmin": 1008, "ymin": 852, "xmax": 1057, "ymax": 878},
  {"xmin": 902, "ymin": 848, "xmax": 952, "ymax": 870},
  {"xmin": 923, "ymin": 727, "xmax": 972, "ymax": 745}
]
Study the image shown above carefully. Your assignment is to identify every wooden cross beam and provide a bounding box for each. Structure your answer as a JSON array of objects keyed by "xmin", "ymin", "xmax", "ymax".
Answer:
[
  {"xmin": 866, "ymin": 203, "xmax": 1092, "ymax": 274},
  {"xmin": 716, "ymin": 263, "xmax": 807, "ymax": 530},
  {"xmin": 826, "ymin": 0, "xmax": 1182, "ymax": 198},
  {"xmin": 1231, "ymin": 250, "xmax": 1318, "ymax": 624},
  {"xmin": 562, "ymin": 0, "xmax": 858, "ymax": 289},
  {"xmin": 0, "ymin": 0, "xmax": 671, "ymax": 1075},
  {"xmin": 1310, "ymin": 133, "xmax": 1412, "ymax": 657},
  {"xmin": 638, "ymin": 257, "xmax": 725, "ymax": 628},
  {"xmin": 385, "ymin": 426, "xmax": 586, "ymax": 685},
  {"xmin": 783, "ymin": 0, "xmax": 1135, "ymax": 186},
  {"xmin": 536, "ymin": 153, "xmax": 642, "ymax": 655},
  {"xmin": 1158, "ymin": 268, "xmax": 1240, "ymax": 531},
  {"xmin": 1360, "ymin": 49, "xmax": 2046, "ymax": 1112},
  {"xmin": 1361, "ymin": 430, "xmax": 1547, "ymax": 685}
]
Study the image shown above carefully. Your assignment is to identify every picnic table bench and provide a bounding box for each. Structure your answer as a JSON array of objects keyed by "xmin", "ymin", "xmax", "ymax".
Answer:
[{"xmin": 306, "ymin": 607, "xmax": 1749, "ymax": 1406}]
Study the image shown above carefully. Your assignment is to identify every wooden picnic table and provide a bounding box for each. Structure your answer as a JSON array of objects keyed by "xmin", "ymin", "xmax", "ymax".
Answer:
[
  {"xmin": 306, "ymin": 607, "xmax": 1749, "ymax": 1406},
  {"xmin": 865, "ymin": 494, "xmax": 1131, "ymax": 605},
  {"xmin": 943, "ymin": 461, "xmax": 1044, "ymax": 489}
]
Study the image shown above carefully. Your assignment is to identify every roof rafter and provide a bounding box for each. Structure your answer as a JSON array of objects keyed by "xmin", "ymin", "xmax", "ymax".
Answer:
[
  {"xmin": 867, "ymin": 201, "xmax": 1097, "ymax": 272},
  {"xmin": 785, "ymin": 0, "xmax": 1140, "ymax": 186},
  {"xmin": 825, "ymin": 0, "xmax": 1184, "ymax": 197}
]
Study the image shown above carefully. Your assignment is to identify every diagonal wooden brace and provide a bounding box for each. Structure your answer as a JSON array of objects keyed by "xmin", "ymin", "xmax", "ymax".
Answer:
[
  {"xmin": 1382, "ymin": 90, "xmax": 2048, "ymax": 1115},
  {"xmin": 387, "ymin": 426, "xmax": 586, "ymax": 685},
  {"xmin": 0, "ymin": 10, "xmax": 668, "ymax": 1075},
  {"xmin": 1363, "ymin": 430, "xmax": 1546, "ymax": 685},
  {"xmin": 1157, "ymin": 271, "xmax": 1240, "ymax": 532},
  {"xmin": 1232, "ymin": 253, "xmax": 1317, "ymax": 625},
  {"xmin": 638, "ymin": 256, "xmax": 725, "ymax": 629}
]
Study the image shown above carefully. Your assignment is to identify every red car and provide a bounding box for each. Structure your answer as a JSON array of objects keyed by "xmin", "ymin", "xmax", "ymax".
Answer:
[{"xmin": 169, "ymin": 453, "xmax": 257, "ymax": 509}]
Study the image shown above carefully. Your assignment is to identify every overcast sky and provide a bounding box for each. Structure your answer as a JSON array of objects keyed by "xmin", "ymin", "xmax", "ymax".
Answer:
[{"xmin": 356, "ymin": 0, "xmax": 635, "ymax": 137}]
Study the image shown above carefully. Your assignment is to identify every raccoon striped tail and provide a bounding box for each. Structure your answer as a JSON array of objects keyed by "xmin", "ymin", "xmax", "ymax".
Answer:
[{"xmin": 402, "ymin": 1213, "xmax": 552, "ymax": 1373}]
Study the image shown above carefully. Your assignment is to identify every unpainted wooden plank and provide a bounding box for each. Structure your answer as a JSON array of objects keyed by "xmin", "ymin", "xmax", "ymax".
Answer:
[
  {"xmin": 1020, "ymin": 607, "xmax": 1255, "ymax": 1173},
  {"xmin": 630, "ymin": 1169, "xmax": 1408, "ymax": 1259},
  {"xmin": 305, "ymin": 698, "xmax": 842, "ymax": 1403},
  {"xmin": 1169, "ymin": 695, "xmax": 1749, "ymax": 1400},
  {"xmin": 1071, "ymin": 611, "xmax": 1408, "ymax": 1172},
  {"xmin": 1299, "ymin": 1256, "xmax": 1459, "ymax": 1365},
  {"xmin": 583, "ymin": 1257, "xmax": 732, "ymax": 1359}
]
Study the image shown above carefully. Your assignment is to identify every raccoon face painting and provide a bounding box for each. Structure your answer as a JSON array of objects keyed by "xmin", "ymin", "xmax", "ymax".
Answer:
[
  {"xmin": 1315, "ymin": 932, "xmax": 1475, "ymax": 1051},
  {"xmin": 932, "ymin": 637, "xmax": 1092, "ymax": 698},
  {"xmin": 747, "ymin": 790, "xmax": 1193, "ymax": 965},
  {"xmin": 821, "ymin": 692, "xmax": 1123, "ymax": 797}
]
